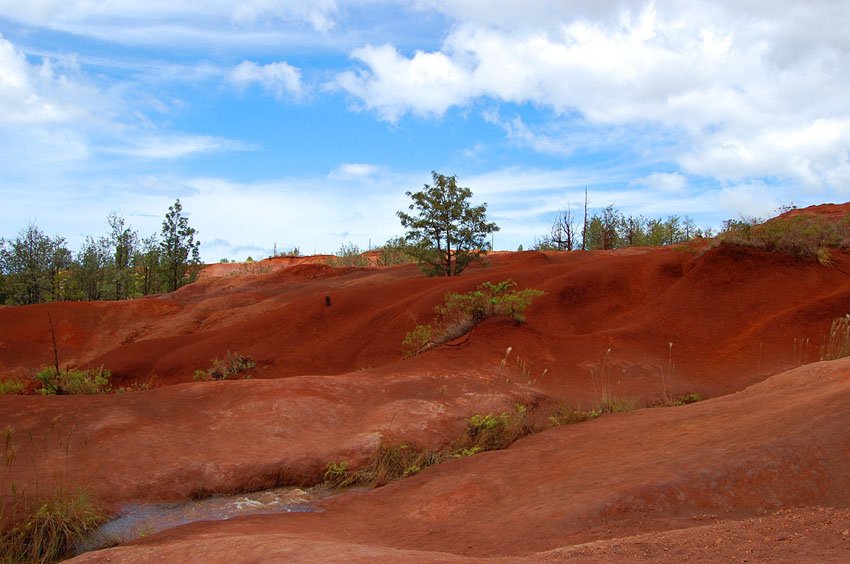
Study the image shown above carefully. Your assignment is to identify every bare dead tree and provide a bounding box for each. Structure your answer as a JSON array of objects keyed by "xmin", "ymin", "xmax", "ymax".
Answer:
[
  {"xmin": 581, "ymin": 188, "xmax": 588, "ymax": 251},
  {"xmin": 47, "ymin": 311, "xmax": 60, "ymax": 376},
  {"xmin": 550, "ymin": 204, "xmax": 578, "ymax": 250}
]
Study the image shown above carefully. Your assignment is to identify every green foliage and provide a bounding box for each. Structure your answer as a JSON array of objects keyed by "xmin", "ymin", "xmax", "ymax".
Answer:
[
  {"xmin": 376, "ymin": 236, "xmax": 414, "ymax": 266},
  {"xmin": 35, "ymin": 367, "xmax": 111, "ymax": 395},
  {"xmin": 0, "ymin": 380, "xmax": 25, "ymax": 395},
  {"xmin": 821, "ymin": 315, "xmax": 850, "ymax": 361},
  {"xmin": 323, "ymin": 461, "xmax": 351, "ymax": 489},
  {"xmin": 548, "ymin": 404, "xmax": 601, "ymax": 427},
  {"xmin": 458, "ymin": 405, "xmax": 535, "ymax": 452},
  {"xmin": 719, "ymin": 213, "xmax": 850, "ymax": 263},
  {"xmin": 193, "ymin": 351, "xmax": 256, "ymax": 381},
  {"xmin": 0, "ymin": 490, "xmax": 105, "ymax": 563},
  {"xmin": 329, "ymin": 242, "xmax": 368, "ymax": 267},
  {"xmin": 403, "ymin": 280, "xmax": 544, "ymax": 356},
  {"xmin": 0, "ymin": 223, "xmax": 72, "ymax": 305},
  {"xmin": 160, "ymin": 199, "xmax": 201, "ymax": 293},
  {"xmin": 674, "ymin": 392, "xmax": 703, "ymax": 406},
  {"xmin": 398, "ymin": 171, "xmax": 499, "ymax": 276}
]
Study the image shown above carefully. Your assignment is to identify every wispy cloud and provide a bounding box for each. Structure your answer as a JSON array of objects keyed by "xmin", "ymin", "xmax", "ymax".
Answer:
[{"xmin": 228, "ymin": 60, "xmax": 303, "ymax": 100}]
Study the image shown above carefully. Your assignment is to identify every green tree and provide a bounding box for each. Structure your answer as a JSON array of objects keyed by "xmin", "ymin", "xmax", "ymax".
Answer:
[
  {"xmin": 133, "ymin": 234, "xmax": 161, "ymax": 296},
  {"xmin": 71, "ymin": 236, "xmax": 111, "ymax": 301},
  {"xmin": 585, "ymin": 205, "xmax": 622, "ymax": 250},
  {"xmin": 0, "ymin": 223, "xmax": 71, "ymax": 305},
  {"xmin": 107, "ymin": 213, "xmax": 138, "ymax": 300},
  {"xmin": 159, "ymin": 199, "xmax": 201, "ymax": 292},
  {"xmin": 397, "ymin": 171, "xmax": 499, "ymax": 276}
]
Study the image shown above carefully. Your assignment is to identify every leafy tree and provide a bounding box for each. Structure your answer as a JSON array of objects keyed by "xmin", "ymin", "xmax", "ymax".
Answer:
[
  {"xmin": 107, "ymin": 213, "xmax": 138, "ymax": 300},
  {"xmin": 72, "ymin": 236, "xmax": 111, "ymax": 301},
  {"xmin": 159, "ymin": 199, "xmax": 201, "ymax": 292},
  {"xmin": 585, "ymin": 205, "xmax": 622, "ymax": 250},
  {"xmin": 397, "ymin": 171, "xmax": 499, "ymax": 276},
  {"xmin": 0, "ymin": 223, "xmax": 71, "ymax": 305},
  {"xmin": 133, "ymin": 234, "xmax": 161, "ymax": 296}
]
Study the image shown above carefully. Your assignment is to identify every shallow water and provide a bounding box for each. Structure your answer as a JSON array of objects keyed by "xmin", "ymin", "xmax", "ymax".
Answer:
[{"xmin": 79, "ymin": 485, "xmax": 332, "ymax": 553}]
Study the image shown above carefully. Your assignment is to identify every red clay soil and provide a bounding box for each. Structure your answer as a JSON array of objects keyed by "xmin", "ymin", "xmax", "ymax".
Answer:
[
  {"xmin": 2, "ymin": 206, "xmax": 850, "ymax": 560},
  {"xmin": 70, "ymin": 359, "xmax": 850, "ymax": 562},
  {"xmin": 2, "ymin": 244, "xmax": 849, "ymax": 401}
]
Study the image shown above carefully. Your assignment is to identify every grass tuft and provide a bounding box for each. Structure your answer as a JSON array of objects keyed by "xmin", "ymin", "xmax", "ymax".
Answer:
[
  {"xmin": 821, "ymin": 315, "xmax": 850, "ymax": 361},
  {"xmin": 1, "ymin": 490, "xmax": 105, "ymax": 563}
]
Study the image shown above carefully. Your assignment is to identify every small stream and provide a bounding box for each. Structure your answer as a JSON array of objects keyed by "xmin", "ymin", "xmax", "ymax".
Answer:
[{"xmin": 79, "ymin": 485, "xmax": 336, "ymax": 553}]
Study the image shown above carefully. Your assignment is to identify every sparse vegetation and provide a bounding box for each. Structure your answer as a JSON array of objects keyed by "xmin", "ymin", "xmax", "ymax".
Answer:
[
  {"xmin": 329, "ymin": 242, "xmax": 368, "ymax": 267},
  {"xmin": 35, "ymin": 366, "xmax": 111, "ymax": 395},
  {"xmin": 674, "ymin": 392, "xmax": 703, "ymax": 405},
  {"xmin": 403, "ymin": 280, "xmax": 544, "ymax": 356},
  {"xmin": 0, "ymin": 490, "xmax": 105, "ymax": 563},
  {"xmin": 0, "ymin": 380, "xmax": 25, "ymax": 395},
  {"xmin": 1, "ymin": 426, "xmax": 106, "ymax": 563},
  {"xmin": 548, "ymin": 404, "xmax": 601, "ymax": 426},
  {"xmin": 457, "ymin": 405, "xmax": 536, "ymax": 453},
  {"xmin": 821, "ymin": 314, "xmax": 850, "ymax": 361},
  {"xmin": 193, "ymin": 351, "xmax": 256, "ymax": 381},
  {"xmin": 719, "ymin": 212, "xmax": 850, "ymax": 264}
]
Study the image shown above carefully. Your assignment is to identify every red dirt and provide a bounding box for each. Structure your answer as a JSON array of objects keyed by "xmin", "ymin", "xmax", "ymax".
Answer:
[
  {"xmin": 71, "ymin": 360, "xmax": 850, "ymax": 562},
  {"xmin": 2, "ymin": 205, "xmax": 850, "ymax": 560}
]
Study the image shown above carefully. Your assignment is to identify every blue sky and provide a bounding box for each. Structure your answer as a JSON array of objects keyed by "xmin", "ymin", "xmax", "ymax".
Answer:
[{"xmin": 1, "ymin": 1, "xmax": 849, "ymax": 261}]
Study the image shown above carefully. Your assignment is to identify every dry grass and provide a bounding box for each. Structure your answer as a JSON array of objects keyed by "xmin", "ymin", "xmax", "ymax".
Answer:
[
  {"xmin": 1, "ymin": 426, "xmax": 106, "ymax": 563},
  {"xmin": 821, "ymin": 315, "xmax": 850, "ymax": 361}
]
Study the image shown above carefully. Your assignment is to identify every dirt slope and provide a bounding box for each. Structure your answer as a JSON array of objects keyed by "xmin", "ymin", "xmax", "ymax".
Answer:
[
  {"xmin": 71, "ymin": 359, "xmax": 850, "ymax": 561},
  {"xmin": 2, "ymin": 244, "xmax": 849, "ymax": 402}
]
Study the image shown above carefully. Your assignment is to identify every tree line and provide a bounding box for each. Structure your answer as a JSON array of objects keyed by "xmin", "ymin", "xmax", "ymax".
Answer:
[
  {"xmin": 533, "ymin": 198, "xmax": 708, "ymax": 252},
  {"xmin": 0, "ymin": 199, "xmax": 200, "ymax": 305}
]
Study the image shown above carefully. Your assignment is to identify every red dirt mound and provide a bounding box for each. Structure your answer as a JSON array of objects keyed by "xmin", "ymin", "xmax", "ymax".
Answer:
[
  {"xmin": 2, "ymin": 245, "xmax": 848, "ymax": 402},
  {"xmin": 69, "ymin": 359, "xmax": 850, "ymax": 561}
]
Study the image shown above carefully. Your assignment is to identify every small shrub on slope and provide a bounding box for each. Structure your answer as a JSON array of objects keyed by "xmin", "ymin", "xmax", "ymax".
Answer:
[
  {"xmin": 403, "ymin": 280, "xmax": 544, "ymax": 356},
  {"xmin": 194, "ymin": 351, "xmax": 255, "ymax": 381},
  {"xmin": 35, "ymin": 367, "xmax": 111, "ymax": 395}
]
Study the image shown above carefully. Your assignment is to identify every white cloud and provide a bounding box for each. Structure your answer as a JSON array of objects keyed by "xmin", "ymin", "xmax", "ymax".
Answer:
[
  {"xmin": 331, "ymin": 163, "xmax": 384, "ymax": 178},
  {"xmin": 104, "ymin": 135, "xmax": 255, "ymax": 159},
  {"xmin": 337, "ymin": 1, "xmax": 850, "ymax": 190},
  {"xmin": 632, "ymin": 172, "xmax": 687, "ymax": 193},
  {"xmin": 228, "ymin": 60, "xmax": 303, "ymax": 100},
  {"xmin": 0, "ymin": 0, "xmax": 341, "ymax": 36}
]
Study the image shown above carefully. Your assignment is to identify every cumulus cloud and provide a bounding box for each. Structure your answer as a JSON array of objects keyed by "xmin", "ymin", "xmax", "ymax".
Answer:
[
  {"xmin": 337, "ymin": 1, "xmax": 850, "ymax": 190},
  {"xmin": 229, "ymin": 60, "xmax": 303, "ymax": 100}
]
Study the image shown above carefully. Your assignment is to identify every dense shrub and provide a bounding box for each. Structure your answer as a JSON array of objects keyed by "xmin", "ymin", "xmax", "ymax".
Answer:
[{"xmin": 35, "ymin": 367, "xmax": 111, "ymax": 395}]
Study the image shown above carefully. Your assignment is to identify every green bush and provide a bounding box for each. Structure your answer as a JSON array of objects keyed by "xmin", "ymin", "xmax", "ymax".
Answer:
[
  {"xmin": 35, "ymin": 367, "xmax": 111, "ymax": 395},
  {"xmin": 403, "ymin": 280, "xmax": 544, "ymax": 356},
  {"xmin": 0, "ymin": 379, "xmax": 25, "ymax": 395},
  {"xmin": 457, "ymin": 405, "xmax": 536, "ymax": 453},
  {"xmin": 193, "ymin": 351, "xmax": 256, "ymax": 381},
  {"xmin": 329, "ymin": 242, "xmax": 368, "ymax": 267}
]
